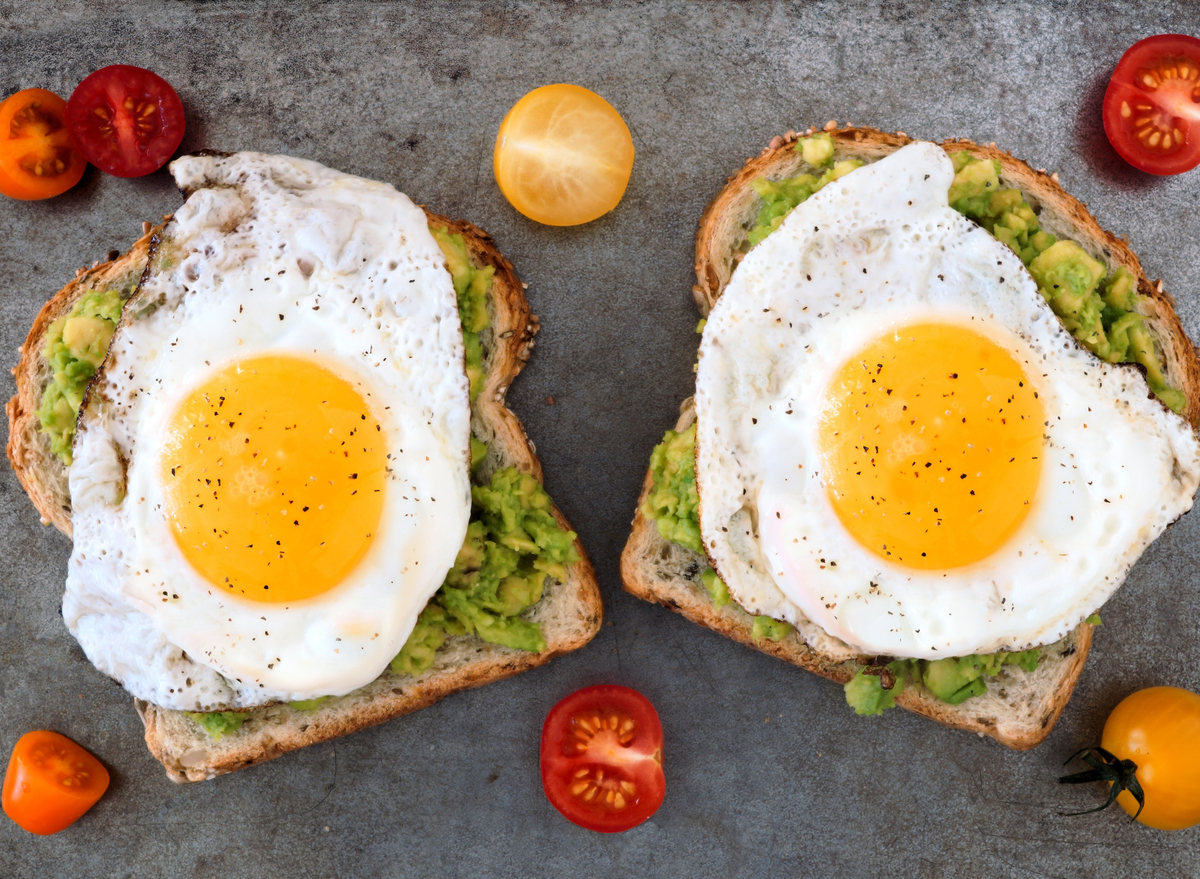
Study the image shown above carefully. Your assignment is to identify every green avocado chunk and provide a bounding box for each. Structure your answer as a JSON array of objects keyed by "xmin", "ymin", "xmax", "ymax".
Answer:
[
  {"xmin": 700, "ymin": 567, "xmax": 730, "ymax": 606},
  {"xmin": 37, "ymin": 288, "xmax": 125, "ymax": 464},
  {"xmin": 751, "ymin": 615, "xmax": 794, "ymax": 643},
  {"xmin": 430, "ymin": 224, "xmax": 493, "ymax": 400},
  {"xmin": 185, "ymin": 711, "xmax": 246, "ymax": 741},
  {"xmin": 797, "ymin": 132, "xmax": 836, "ymax": 167},
  {"xmin": 947, "ymin": 152, "xmax": 1182, "ymax": 412}
]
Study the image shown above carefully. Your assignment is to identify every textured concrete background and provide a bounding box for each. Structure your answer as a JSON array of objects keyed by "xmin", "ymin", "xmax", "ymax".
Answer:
[{"xmin": 2, "ymin": 2, "xmax": 1198, "ymax": 877}]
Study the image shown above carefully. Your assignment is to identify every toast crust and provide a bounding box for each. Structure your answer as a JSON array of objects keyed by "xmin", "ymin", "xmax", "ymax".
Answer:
[
  {"xmin": 6, "ymin": 227, "xmax": 161, "ymax": 535},
  {"xmin": 6, "ymin": 177, "xmax": 602, "ymax": 781},
  {"xmin": 623, "ymin": 125, "xmax": 1197, "ymax": 749}
]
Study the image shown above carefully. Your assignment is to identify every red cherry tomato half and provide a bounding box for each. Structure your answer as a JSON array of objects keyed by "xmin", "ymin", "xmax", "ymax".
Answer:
[
  {"xmin": 3, "ymin": 731, "xmax": 110, "ymax": 835},
  {"xmin": 1102, "ymin": 34, "xmax": 1200, "ymax": 175},
  {"xmin": 65, "ymin": 65, "xmax": 185, "ymax": 178},
  {"xmin": 0, "ymin": 89, "xmax": 87, "ymax": 200},
  {"xmin": 540, "ymin": 685, "xmax": 665, "ymax": 833}
]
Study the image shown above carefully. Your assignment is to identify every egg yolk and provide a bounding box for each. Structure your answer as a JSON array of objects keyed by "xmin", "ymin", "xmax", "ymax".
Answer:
[
  {"xmin": 159, "ymin": 355, "xmax": 388, "ymax": 603},
  {"xmin": 817, "ymin": 322, "xmax": 1044, "ymax": 570}
]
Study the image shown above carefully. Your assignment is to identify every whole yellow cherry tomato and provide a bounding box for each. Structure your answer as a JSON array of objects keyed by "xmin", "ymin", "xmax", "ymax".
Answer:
[
  {"xmin": 493, "ymin": 84, "xmax": 634, "ymax": 226},
  {"xmin": 1100, "ymin": 687, "xmax": 1200, "ymax": 830}
]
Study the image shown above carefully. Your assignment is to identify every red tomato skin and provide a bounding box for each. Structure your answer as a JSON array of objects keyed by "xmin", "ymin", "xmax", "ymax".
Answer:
[
  {"xmin": 1101, "ymin": 34, "xmax": 1200, "ymax": 175},
  {"xmin": 540, "ymin": 685, "xmax": 665, "ymax": 833},
  {"xmin": 3, "ymin": 731, "xmax": 110, "ymax": 835},
  {"xmin": 65, "ymin": 65, "xmax": 186, "ymax": 178}
]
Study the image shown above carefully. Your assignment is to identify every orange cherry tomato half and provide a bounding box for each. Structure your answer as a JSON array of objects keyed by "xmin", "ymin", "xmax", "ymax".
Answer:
[
  {"xmin": 0, "ymin": 89, "xmax": 87, "ymax": 200},
  {"xmin": 494, "ymin": 84, "xmax": 635, "ymax": 226},
  {"xmin": 65, "ymin": 65, "xmax": 185, "ymax": 178},
  {"xmin": 2, "ymin": 731, "xmax": 110, "ymax": 835},
  {"xmin": 540, "ymin": 685, "xmax": 665, "ymax": 833},
  {"xmin": 1102, "ymin": 34, "xmax": 1200, "ymax": 175},
  {"xmin": 1101, "ymin": 686, "xmax": 1200, "ymax": 830}
]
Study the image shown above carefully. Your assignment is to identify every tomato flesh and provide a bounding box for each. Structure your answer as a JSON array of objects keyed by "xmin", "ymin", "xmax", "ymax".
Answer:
[
  {"xmin": 494, "ymin": 84, "xmax": 635, "ymax": 226},
  {"xmin": 1102, "ymin": 34, "xmax": 1200, "ymax": 175},
  {"xmin": 65, "ymin": 65, "xmax": 185, "ymax": 178},
  {"xmin": 0, "ymin": 89, "xmax": 87, "ymax": 200},
  {"xmin": 1101, "ymin": 686, "xmax": 1200, "ymax": 830},
  {"xmin": 540, "ymin": 685, "xmax": 665, "ymax": 832},
  {"xmin": 3, "ymin": 731, "xmax": 110, "ymax": 835}
]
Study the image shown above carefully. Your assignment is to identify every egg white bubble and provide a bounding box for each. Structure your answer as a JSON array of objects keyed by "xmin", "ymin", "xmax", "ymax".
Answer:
[
  {"xmin": 695, "ymin": 142, "xmax": 1200, "ymax": 660},
  {"xmin": 63, "ymin": 153, "xmax": 472, "ymax": 709}
]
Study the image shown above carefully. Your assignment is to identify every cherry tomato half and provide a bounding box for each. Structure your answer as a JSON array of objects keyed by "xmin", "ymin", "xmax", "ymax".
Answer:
[
  {"xmin": 65, "ymin": 65, "xmax": 185, "ymax": 178},
  {"xmin": 0, "ymin": 89, "xmax": 87, "ymax": 200},
  {"xmin": 540, "ymin": 685, "xmax": 665, "ymax": 833},
  {"xmin": 494, "ymin": 84, "xmax": 635, "ymax": 226},
  {"xmin": 3, "ymin": 731, "xmax": 110, "ymax": 835},
  {"xmin": 1101, "ymin": 686, "xmax": 1200, "ymax": 830},
  {"xmin": 1102, "ymin": 34, "xmax": 1200, "ymax": 175}
]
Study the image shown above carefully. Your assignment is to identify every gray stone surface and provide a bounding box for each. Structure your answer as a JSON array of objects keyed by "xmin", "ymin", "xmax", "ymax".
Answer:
[{"xmin": 1, "ymin": 1, "xmax": 1198, "ymax": 876}]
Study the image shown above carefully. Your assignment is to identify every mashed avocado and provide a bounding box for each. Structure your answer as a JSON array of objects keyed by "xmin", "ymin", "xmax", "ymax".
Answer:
[
  {"xmin": 184, "ymin": 710, "xmax": 246, "ymax": 741},
  {"xmin": 37, "ymin": 288, "xmax": 125, "ymax": 464},
  {"xmin": 641, "ymin": 423, "xmax": 703, "ymax": 553},
  {"xmin": 844, "ymin": 649, "xmax": 1040, "ymax": 716},
  {"xmin": 391, "ymin": 465, "xmax": 580, "ymax": 674},
  {"xmin": 641, "ymin": 425, "xmax": 1044, "ymax": 712},
  {"xmin": 946, "ymin": 152, "xmax": 1184, "ymax": 412},
  {"xmin": 430, "ymin": 225, "xmax": 493, "ymax": 401}
]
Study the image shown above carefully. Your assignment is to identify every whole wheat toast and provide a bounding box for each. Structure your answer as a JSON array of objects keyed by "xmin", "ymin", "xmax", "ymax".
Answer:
[
  {"xmin": 6, "ymin": 186, "xmax": 602, "ymax": 781},
  {"xmin": 621, "ymin": 125, "xmax": 1200, "ymax": 750}
]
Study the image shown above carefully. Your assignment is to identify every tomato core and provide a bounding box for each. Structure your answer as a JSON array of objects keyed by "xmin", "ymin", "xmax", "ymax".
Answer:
[{"xmin": 541, "ymin": 685, "xmax": 665, "ymax": 832}]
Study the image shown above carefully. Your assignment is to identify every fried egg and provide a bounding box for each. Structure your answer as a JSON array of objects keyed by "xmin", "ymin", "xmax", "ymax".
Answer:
[
  {"xmin": 695, "ymin": 142, "xmax": 1200, "ymax": 660},
  {"xmin": 63, "ymin": 152, "xmax": 472, "ymax": 709}
]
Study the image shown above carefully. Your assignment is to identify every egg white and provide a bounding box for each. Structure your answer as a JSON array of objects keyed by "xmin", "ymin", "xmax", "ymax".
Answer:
[
  {"xmin": 63, "ymin": 153, "xmax": 472, "ymax": 709},
  {"xmin": 695, "ymin": 142, "xmax": 1200, "ymax": 660}
]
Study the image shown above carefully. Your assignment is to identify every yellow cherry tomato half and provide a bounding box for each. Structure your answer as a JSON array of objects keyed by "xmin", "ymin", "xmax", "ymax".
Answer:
[
  {"xmin": 1102, "ymin": 686, "xmax": 1200, "ymax": 830},
  {"xmin": 494, "ymin": 84, "xmax": 634, "ymax": 226}
]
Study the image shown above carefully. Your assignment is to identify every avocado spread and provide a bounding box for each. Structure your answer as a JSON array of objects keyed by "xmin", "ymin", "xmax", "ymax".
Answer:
[
  {"xmin": 37, "ymin": 288, "xmax": 125, "ymax": 464},
  {"xmin": 844, "ymin": 649, "xmax": 1040, "ymax": 716},
  {"xmin": 430, "ymin": 225, "xmax": 493, "ymax": 401},
  {"xmin": 391, "ymin": 464, "xmax": 580, "ymax": 675},
  {"xmin": 184, "ymin": 710, "xmax": 246, "ymax": 741},
  {"xmin": 642, "ymin": 422, "xmax": 1043, "ymax": 711}
]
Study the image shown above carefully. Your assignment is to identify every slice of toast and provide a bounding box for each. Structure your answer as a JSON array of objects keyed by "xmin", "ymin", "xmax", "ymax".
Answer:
[
  {"xmin": 6, "ymin": 200, "xmax": 602, "ymax": 781},
  {"xmin": 621, "ymin": 126, "xmax": 1200, "ymax": 750}
]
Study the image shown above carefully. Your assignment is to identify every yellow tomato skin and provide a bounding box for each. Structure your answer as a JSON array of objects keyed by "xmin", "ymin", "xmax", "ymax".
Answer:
[
  {"xmin": 1101, "ymin": 686, "xmax": 1200, "ymax": 830},
  {"xmin": 493, "ymin": 84, "xmax": 634, "ymax": 226}
]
